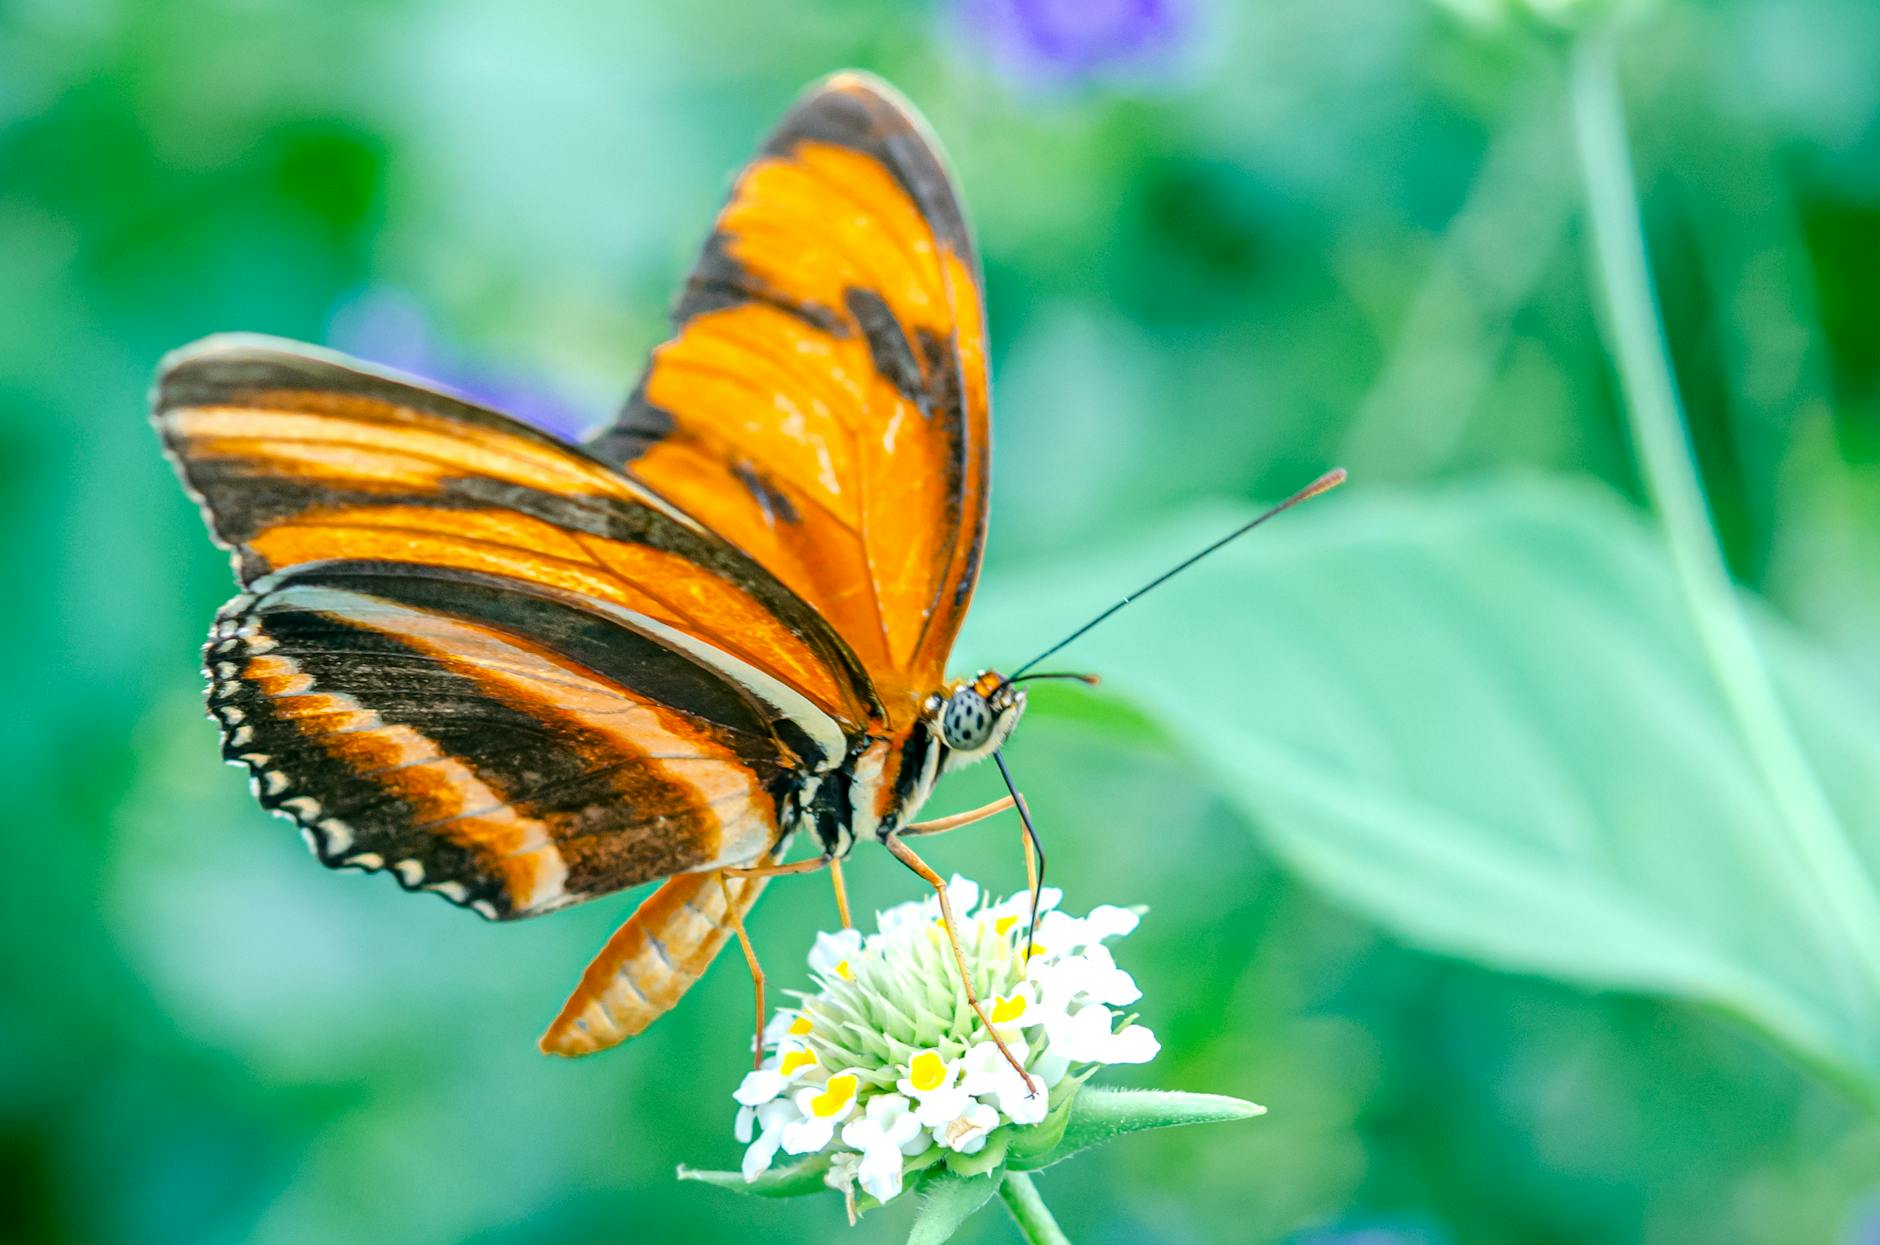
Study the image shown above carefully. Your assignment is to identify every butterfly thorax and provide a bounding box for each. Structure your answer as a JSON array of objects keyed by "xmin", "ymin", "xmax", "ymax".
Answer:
[{"xmin": 799, "ymin": 670, "xmax": 1025, "ymax": 860}]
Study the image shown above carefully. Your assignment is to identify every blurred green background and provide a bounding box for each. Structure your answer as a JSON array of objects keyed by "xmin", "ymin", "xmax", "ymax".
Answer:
[{"xmin": 8, "ymin": 0, "xmax": 1880, "ymax": 1241}]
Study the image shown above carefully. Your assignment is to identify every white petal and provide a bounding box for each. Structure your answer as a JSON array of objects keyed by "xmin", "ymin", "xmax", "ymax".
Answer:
[
  {"xmin": 1104, "ymin": 1024, "xmax": 1161, "ymax": 1064},
  {"xmin": 734, "ymin": 1068, "xmax": 787, "ymax": 1106},
  {"xmin": 757, "ymin": 1099, "xmax": 799, "ymax": 1129},
  {"xmin": 890, "ymin": 1111, "xmax": 927, "ymax": 1151},
  {"xmin": 735, "ymin": 1104, "xmax": 756, "ymax": 1143},
  {"xmin": 992, "ymin": 887, "xmax": 1062, "ymax": 925},
  {"xmin": 875, "ymin": 898, "xmax": 932, "ymax": 934},
  {"xmin": 742, "ymin": 1129, "xmax": 782, "ymax": 1181},
  {"xmin": 807, "ymin": 928, "xmax": 864, "ymax": 976},
  {"xmin": 1084, "ymin": 904, "xmax": 1140, "ymax": 941},
  {"xmin": 1077, "ymin": 946, "xmax": 1142, "ymax": 1006},
  {"xmin": 911, "ymin": 1084, "xmax": 971, "ymax": 1128},
  {"xmin": 945, "ymin": 873, "xmax": 981, "ymax": 916},
  {"xmin": 940, "ymin": 1101, "xmax": 1000, "ymax": 1153},
  {"xmin": 1049, "ymin": 1004, "xmax": 1119, "ymax": 1062},
  {"xmin": 840, "ymin": 1093, "xmax": 914, "ymax": 1153},
  {"xmin": 1032, "ymin": 1049, "xmax": 1072, "ymax": 1088},
  {"xmin": 763, "ymin": 1009, "xmax": 810, "ymax": 1045},
  {"xmin": 868, "ymin": 1092, "xmax": 913, "ymax": 1121},
  {"xmin": 1001, "ymin": 1081, "xmax": 1051, "ymax": 1126},
  {"xmin": 1032, "ymin": 910, "xmax": 1085, "ymax": 954},
  {"xmin": 780, "ymin": 1116, "xmax": 836, "ymax": 1155},
  {"xmin": 959, "ymin": 1038, "xmax": 1027, "ymax": 1094},
  {"xmin": 840, "ymin": 1117, "xmax": 879, "ymax": 1151},
  {"xmin": 855, "ymin": 1145, "xmax": 907, "ymax": 1202}
]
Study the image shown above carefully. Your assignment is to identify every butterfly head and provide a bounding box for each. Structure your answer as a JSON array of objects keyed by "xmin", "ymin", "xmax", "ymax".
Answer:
[{"xmin": 933, "ymin": 670, "xmax": 1026, "ymax": 765}]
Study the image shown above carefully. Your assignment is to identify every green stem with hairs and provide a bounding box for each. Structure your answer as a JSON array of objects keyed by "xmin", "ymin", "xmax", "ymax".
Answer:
[
  {"xmin": 999, "ymin": 1172, "xmax": 1070, "ymax": 1245},
  {"xmin": 1568, "ymin": 27, "xmax": 1880, "ymax": 1017}
]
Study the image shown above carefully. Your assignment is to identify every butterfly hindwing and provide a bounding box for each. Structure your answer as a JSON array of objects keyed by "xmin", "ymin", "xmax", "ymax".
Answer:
[
  {"xmin": 207, "ymin": 563, "xmax": 826, "ymax": 918},
  {"xmin": 159, "ymin": 336, "xmax": 872, "ymax": 918},
  {"xmin": 588, "ymin": 72, "xmax": 990, "ymax": 722}
]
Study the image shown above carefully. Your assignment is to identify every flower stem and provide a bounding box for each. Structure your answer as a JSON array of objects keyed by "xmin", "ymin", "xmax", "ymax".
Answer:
[
  {"xmin": 999, "ymin": 1172, "xmax": 1070, "ymax": 1245},
  {"xmin": 1568, "ymin": 28, "xmax": 1880, "ymax": 1011}
]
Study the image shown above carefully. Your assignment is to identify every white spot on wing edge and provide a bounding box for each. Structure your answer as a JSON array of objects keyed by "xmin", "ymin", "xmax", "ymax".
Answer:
[{"xmin": 315, "ymin": 820, "xmax": 351, "ymax": 856}]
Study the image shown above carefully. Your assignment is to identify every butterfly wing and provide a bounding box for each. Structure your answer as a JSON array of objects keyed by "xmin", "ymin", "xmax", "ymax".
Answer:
[
  {"xmin": 588, "ymin": 72, "xmax": 990, "ymax": 723},
  {"xmin": 158, "ymin": 335, "xmax": 871, "ymax": 919}
]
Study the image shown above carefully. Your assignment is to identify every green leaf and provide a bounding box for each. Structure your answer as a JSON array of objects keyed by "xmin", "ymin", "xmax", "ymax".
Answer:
[
  {"xmin": 943, "ymin": 1128, "xmax": 1009, "ymax": 1177},
  {"xmin": 1002, "ymin": 1081, "xmax": 1079, "ymax": 1168},
  {"xmin": 675, "ymin": 1155, "xmax": 832, "ymax": 1199},
  {"xmin": 967, "ymin": 479, "xmax": 1880, "ymax": 1102},
  {"xmin": 905, "ymin": 1170, "xmax": 1000, "ymax": 1245},
  {"xmin": 1013, "ymin": 1088, "xmax": 1265, "ymax": 1170}
]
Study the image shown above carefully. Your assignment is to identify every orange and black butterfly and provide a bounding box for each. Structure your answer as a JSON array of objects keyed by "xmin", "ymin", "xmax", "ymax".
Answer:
[
  {"xmin": 156, "ymin": 71, "xmax": 1341, "ymax": 1061},
  {"xmin": 155, "ymin": 72, "xmax": 1038, "ymax": 1059}
]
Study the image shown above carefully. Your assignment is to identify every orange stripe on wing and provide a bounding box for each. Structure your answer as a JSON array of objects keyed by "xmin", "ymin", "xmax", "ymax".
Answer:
[
  {"xmin": 240, "ymin": 647, "xmax": 571, "ymax": 913},
  {"xmin": 236, "ymin": 497, "xmax": 858, "ymax": 721},
  {"xmin": 173, "ymin": 395, "xmax": 642, "ymax": 500},
  {"xmin": 351, "ymin": 605, "xmax": 779, "ymax": 880}
]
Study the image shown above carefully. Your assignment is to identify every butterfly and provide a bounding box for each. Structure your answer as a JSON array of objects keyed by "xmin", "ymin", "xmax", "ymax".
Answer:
[
  {"xmin": 155, "ymin": 71, "xmax": 1050, "ymax": 1061},
  {"xmin": 156, "ymin": 70, "xmax": 1345, "ymax": 1064}
]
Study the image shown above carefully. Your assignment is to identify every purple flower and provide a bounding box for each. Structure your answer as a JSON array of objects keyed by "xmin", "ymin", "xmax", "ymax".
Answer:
[
  {"xmin": 326, "ymin": 287, "xmax": 593, "ymax": 443},
  {"xmin": 956, "ymin": 0, "xmax": 1198, "ymax": 87}
]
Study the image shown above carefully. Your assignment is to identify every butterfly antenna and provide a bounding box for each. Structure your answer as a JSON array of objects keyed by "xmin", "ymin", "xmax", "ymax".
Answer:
[
  {"xmin": 1009, "ymin": 467, "xmax": 1346, "ymax": 678},
  {"xmin": 993, "ymin": 750, "xmax": 1045, "ymax": 959},
  {"xmin": 1007, "ymin": 671, "xmax": 1101, "ymax": 686}
]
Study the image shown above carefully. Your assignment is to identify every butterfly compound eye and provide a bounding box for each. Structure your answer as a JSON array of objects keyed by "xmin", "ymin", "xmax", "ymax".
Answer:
[{"xmin": 940, "ymin": 688, "xmax": 995, "ymax": 750}]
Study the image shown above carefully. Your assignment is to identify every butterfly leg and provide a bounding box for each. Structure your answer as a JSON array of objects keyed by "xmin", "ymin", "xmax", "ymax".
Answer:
[
  {"xmin": 716, "ymin": 871, "xmax": 769, "ymax": 1070},
  {"xmin": 724, "ymin": 851, "xmax": 851, "ymax": 934},
  {"xmin": 901, "ymin": 794, "xmax": 1016, "ymax": 836},
  {"xmin": 725, "ymin": 854, "xmax": 834, "ymax": 880},
  {"xmin": 883, "ymin": 833, "xmax": 1038, "ymax": 1094},
  {"xmin": 829, "ymin": 858, "xmax": 853, "ymax": 930},
  {"xmin": 904, "ymin": 785, "xmax": 1045, "ymax": 961}
]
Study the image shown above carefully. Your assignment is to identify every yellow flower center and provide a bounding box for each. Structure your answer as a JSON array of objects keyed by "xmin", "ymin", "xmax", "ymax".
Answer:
[
  {"xmin": 780, "ymin": 1047, "xmax": 818, "ymax": 1076},
  {"xmin": 995, "ymin": 915, "xmax": 1019, "ymax": 936},
  {"xmin": 809, "ymin": 1073, "xmax": 858, "ymax": 1118},
  {"xmin": 835, "ymin": 959, "xmax": 853, "ymax": 980},
  {"xmin": 990, "ymin": 993, "xmax": 1027, "ymax": 1024},
  {"xmin": 908, "ymin": 1051, "xmax": 948, "ymax": 1092},
  {"xmin": 787, "ymin": 1015, "xmax": 814, "ymax": 1037}
]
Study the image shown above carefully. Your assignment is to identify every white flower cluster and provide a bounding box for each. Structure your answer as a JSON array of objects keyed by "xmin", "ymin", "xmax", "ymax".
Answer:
[{"xmin": 733, "ymin": 878, "xmax": 1157, "ymax": 1207}]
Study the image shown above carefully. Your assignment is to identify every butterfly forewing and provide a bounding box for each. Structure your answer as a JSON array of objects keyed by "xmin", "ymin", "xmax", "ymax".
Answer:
[
  {"xmin": 588, "ymin": 71, "xmax": 991, "ymax": 723},
  {"xmin": 157, "ymin": 335, "xmax": 877, "ymax": 725}
]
